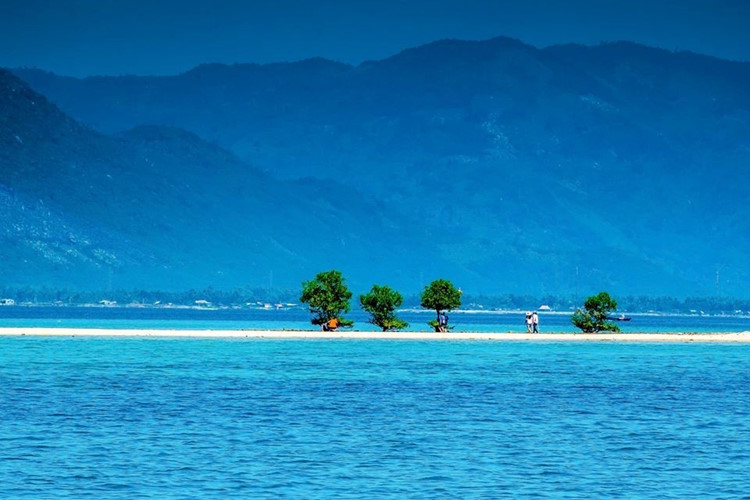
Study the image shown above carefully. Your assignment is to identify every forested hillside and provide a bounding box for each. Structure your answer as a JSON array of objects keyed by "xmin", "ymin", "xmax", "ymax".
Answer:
[
  {"xmin": 0, "ymin": 69, "xmax": 448, "ymax": 292},
  {"xmin": 6, "ymin": 37, "xmax": 750, "ymax": 296}
]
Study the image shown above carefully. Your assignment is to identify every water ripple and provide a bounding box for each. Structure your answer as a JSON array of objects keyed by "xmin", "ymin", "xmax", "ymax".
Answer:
[{"xmin": 1, "ymin": 338, "xmax": 749, "ymax": 498}]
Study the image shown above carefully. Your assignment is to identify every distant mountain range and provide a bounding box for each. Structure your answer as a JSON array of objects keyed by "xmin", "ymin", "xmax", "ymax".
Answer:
[
  {"xmin": 4, "ymin": 36, "xmax": 750, "ymax": 296},
  {"xmin": 0, "ymin": 69, "xmax": 448, "ymax": 292}
]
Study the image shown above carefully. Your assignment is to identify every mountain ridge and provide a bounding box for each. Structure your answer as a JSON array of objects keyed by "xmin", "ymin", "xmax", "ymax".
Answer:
[
  {"xmin": 0, "ymin": 69, "xmax": 452, "ymax": 292},
  {"xmin": 5, "ymin": 36, "xmax": 750, "ymax": 296}
]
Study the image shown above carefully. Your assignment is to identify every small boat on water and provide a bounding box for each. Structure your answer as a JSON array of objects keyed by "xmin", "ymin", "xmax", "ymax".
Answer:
[{"xmin": 609, "ymin": 314, "xmax": 632, "ymax": 321}]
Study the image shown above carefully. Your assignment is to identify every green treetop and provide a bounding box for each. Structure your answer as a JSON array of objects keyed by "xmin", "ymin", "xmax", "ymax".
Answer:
[
  {"xmin": 360, "ymin": 284, "xmax": 408, "ymax": 332},
  {"xmin": 300, "ymin": 269, "xmax": 353, "ymax": 328},
  {"xmin": 571, "ymin": 291, "xmax": 620, "ymax": 332},
  {"xmin": 420, "ymin": 279, "xmax": 462, "ymax": 332}
]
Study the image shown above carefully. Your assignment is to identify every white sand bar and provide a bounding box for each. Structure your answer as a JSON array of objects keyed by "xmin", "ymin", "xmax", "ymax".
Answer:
[{"xmin": 1, "ymin": 328, "xmax": 750, "ymax": 342}]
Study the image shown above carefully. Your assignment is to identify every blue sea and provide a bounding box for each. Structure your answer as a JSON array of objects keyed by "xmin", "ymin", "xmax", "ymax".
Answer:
[
  {"xmin": 2, "ymin": 335, "xmax": 750, "ymax": 499},
  {"xmin": 2, "ymin": 308, "xmax": 750, "ymax": 498},
  {"xmin": 1, "ymin": 306, "xmax": 750, "ymax": 332}
]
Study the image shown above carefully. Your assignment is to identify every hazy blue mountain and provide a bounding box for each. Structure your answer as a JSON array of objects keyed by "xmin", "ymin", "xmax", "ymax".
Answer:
[
  {"xmin": 0, "ymin": 69, "xmax": 452, "ymax": 293},
  {"xmin": 8, "ymin": 37, "xmax": 750, "ymax": 297}
]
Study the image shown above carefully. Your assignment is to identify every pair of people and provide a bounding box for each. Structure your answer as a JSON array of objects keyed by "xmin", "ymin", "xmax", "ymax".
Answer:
[
  {"xmin": 438, "ymin": 311, "xmax": 449, "ymax": 332},
  {"xmin": 525, "ymin": 312, "xmax": 539, "ymax": 333}
]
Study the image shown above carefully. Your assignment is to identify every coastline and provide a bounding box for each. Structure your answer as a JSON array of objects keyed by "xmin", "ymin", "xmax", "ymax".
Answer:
[{"xmin": 1, "ymin": 328, "xmax": 750, "ymax": 342}]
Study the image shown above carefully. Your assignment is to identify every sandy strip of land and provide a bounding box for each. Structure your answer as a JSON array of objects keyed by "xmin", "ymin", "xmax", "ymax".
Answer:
[{"xmin": 1, "ymin": 328, "xmax": 750, "ymax": 342}]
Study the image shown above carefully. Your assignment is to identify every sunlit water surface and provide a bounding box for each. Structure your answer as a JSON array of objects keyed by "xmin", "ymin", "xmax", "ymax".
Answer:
[{"xmin": 1, "ymin": 338, "xmax": 749, "ymax": 498}]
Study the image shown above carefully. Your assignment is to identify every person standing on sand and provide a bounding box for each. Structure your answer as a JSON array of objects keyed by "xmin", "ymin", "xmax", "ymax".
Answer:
[
  {"xmin": 525, "ymin": 312, "xmax": 533, "ymax": 333},
  {"xmin": 532, "ymin": 312, "xmax": 539, "ymax": 333},
  {"xmin": 438, "ymin": 311, "xmax": 449, "ymax": 332}
]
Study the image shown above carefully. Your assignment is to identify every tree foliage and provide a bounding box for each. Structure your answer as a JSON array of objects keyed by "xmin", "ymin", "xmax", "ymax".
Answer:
[
  {"xmin": 359, "ymin": 284, "xmax": 408, "ymax": 332},
  {"xmin": 571, "ymin": 291, "xmax": 620, "ymax": 333},
  {"xmin": 300, "ymin": 270, "xmax": 353, "ymax": 327},
  {"xmin": 420, "ymin": 279, "xmax": 462, "ymax": 331}
]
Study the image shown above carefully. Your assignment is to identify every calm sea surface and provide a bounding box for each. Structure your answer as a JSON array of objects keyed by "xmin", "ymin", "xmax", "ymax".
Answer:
[
  {"xmin": 1, "ymin": 338, "xmax": 749, "ymax": 499},
  {"xmin": 1, "ymin": 306, "xmax": 749, "ymax": 332}
]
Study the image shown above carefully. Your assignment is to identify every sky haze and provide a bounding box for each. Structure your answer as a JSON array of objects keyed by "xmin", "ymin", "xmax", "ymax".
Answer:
[{"xmin": 2, "ymin": 0, "xmax": 749, "ymax": 77}]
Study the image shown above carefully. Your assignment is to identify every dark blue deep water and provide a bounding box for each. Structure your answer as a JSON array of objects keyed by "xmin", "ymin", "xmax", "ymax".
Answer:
[{"xmin": 1, "ymin": 338, "xmax": 749, "ymax": 498}]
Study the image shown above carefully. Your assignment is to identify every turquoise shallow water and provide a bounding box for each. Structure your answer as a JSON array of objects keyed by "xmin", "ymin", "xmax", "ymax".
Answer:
[
  {"xmin": 2, "ymin": 306, "xmax": 750, "ymax": 332},
  {"xmin": 1, "ymin": 338, "xmax": 749, "ymax": 499}
]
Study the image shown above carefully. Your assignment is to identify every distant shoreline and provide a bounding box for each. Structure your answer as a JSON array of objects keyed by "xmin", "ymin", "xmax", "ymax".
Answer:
[
  {"xmin": 1, "ymin": 328, "xmax": 749, "ymax": 342},
  {"xmin": 2, "ymin": 304, "xmax": 749, "ymax": 318},
  {"xmin": 3, "ymin": 304, "xmax": 750, "ymax": 321}
]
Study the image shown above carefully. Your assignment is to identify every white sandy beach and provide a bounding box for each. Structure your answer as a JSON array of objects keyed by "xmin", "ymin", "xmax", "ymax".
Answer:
[{"xmin": 1, "ymin": 328, "xmax": 750, "ymax": 342}]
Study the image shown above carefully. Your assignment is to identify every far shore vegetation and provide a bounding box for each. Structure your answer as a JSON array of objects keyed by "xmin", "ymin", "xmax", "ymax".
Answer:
[{"xmin": 0, "ymin": 286, "xmax": 749, "ymax": 316}]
